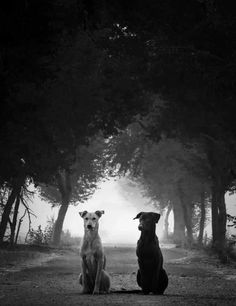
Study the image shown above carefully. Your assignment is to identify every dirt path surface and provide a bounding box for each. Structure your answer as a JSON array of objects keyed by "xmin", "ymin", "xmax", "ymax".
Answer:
[{"xmin": 0, "ymin": 245, "xmax": 236, "ymax": 305}]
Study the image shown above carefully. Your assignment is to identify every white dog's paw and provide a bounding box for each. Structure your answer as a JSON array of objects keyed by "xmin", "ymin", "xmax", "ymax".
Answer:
[{"xmin": 93, "ymin": 288, "xmax": 100, "ymax": 295}]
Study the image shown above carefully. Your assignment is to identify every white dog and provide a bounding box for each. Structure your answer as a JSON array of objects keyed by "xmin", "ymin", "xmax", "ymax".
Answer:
[{"xmin": 79, "ymin": 210, "xmax": 110, "ymax": 294}]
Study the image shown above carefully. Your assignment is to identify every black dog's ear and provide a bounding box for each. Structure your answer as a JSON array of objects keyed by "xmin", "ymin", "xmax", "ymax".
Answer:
[
  {"xmin": 95, "ymin": 210, "xmax": 104, "ymax": 218},
  {"xmin": 79, "ymin": 211, "xmax": 87, "ymax": 218},
  {"xmin": 152, "ymin": 213, "xmax": 161, "ymax": 223},
  {"xmin": 133, "ymin": 212, "xmax": 143, "ymax": 220}
]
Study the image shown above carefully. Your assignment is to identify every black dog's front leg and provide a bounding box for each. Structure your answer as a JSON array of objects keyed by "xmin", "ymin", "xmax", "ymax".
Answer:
[
  {"xmin": 137, "ymin": 262, "xmax": 152, "ymax": 294},
  {"xmin": 151, "ymin": 268, "xmax": 169, "ymax": 295},
  {"xmin": 151, "ymin": 256, "xmax": 162, "ymax": 294}
]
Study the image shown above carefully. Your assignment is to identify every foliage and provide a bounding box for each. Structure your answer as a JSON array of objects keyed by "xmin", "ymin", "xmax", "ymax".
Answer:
[
  {"xmin": 1, "ymin": 0, "xmax": 236, "ymax": 252},
  {"xmin": 95, "ymin": 0, "xmax": 236, "ymax": 252},
  {"xmin": 0, "ymin": 185, "xmax": 10, "ymax": 214},
  {"xmin": 0, "ymin": 1, "xmax": 150, "ymax": 189},
  {"xmin": 227, "ymin": 214, "xmax": 236, "ymax": 229},
  {"xmin": 106, "ymin": 125, "xmax": 210, "ymax": 210},
  {"xmin": 27, "ymin": 226, "xmax": 45, "ymax": 246},
  {"xmin": 27, "ymin": 218, "xmax": 54, "ymax": 246},
  {"xmin": 227, "ymin": 214, "xmax": 236, "ymax": 245},
  {"xmin": 38, "ymin": 135, "xmax": 107, "ymax": 206},
  {"xmin": 26, "ymin": 219, "xmax": 81, "ymax": 248},
  {"xmin": 0, "ymin": 1, "xmax": 151, "ymax": 246},
  {"xmin": 192, "ymin": 200, "xmax": 210, "ymax": 234},
  {"xmin": 103, "ymin": 122, "xmax": 147, "ymax": 177},
  {"xmin": 141, "ymin": 138, "xmax": 210, "ymax": 202},
  {"xmin": 225, "ymin": 214, "xmax": 236, "ymax": 260}
]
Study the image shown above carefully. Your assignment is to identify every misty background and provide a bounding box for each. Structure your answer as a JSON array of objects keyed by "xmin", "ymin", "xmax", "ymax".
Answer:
[{"xmin": 18, "ymin": 178, "xmax": 236, "ymax": 245}]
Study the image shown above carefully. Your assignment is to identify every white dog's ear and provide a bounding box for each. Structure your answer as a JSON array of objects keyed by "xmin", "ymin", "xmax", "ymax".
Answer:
[
  {"xmin": 95, "ymin": 210, "xmax": 104, "ymax": 218},
  {"xmin": 79, "ymin": 211, "xmax": 87, "ymax": 218},
  {"xmin": 133, "ymin": 212, "xmax": 143, "ymax": 220}
]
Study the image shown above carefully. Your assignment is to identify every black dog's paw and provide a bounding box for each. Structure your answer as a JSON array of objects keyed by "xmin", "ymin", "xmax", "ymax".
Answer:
[
  {"xmin": 155, "ymin": 269, "xmax": 168, "ymax": 294},
  {"xmin": 137, "ymin": 270, "xmax": 152, "ymax": 295},
  {"xmin": 137, "ymin": 270, "xmax": 141, "ymax": 287}
]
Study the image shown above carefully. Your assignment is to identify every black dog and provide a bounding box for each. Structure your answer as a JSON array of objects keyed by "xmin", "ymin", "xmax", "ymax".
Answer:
[{"xmin": 134, "ymin": 212, "xmax": 168, "ymax": 295}]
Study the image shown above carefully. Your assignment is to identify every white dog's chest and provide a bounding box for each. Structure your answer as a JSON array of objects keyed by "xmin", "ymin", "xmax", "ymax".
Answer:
[
  {"xmin": 85, "ymin": 252, "xmax": 96, "ymax": 265},
  {"xmin": 83, "ymin": 248, "xmax": 98, "ymax": 274}
]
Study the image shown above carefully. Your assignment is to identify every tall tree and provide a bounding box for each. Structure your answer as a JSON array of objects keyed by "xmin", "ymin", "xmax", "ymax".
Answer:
[
  {"xmin": 105, "ymin": 126, "xmax": 211, "ymax": 245},
  {"xmin": 2, "ymin": 0, "xmax": 236, "ymax": 255},
  {"xmin": 0, "ymin": 1, "xmax": 150, "ymax": 243},
  {"xmin": 39, "ymin": 138, "xmax": 106, "ymax": 245},
  {"xmin": 93, "ymin": 0, "xmax": 236, "ymax": 255}
]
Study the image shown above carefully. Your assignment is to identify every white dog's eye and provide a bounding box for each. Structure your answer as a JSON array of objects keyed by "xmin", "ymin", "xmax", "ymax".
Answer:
[
  {"xmin": 92, "ymin": 217, "xmax": 96, "ymax": 221},
  {"xmin": 85, "ymin": 217, "xmax": 88, "ymax": 221}
]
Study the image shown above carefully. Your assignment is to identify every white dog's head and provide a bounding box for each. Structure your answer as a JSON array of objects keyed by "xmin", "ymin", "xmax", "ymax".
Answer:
[{"xmin": 79, "ymin": 210, "xmax": 104, "ymax": 232}]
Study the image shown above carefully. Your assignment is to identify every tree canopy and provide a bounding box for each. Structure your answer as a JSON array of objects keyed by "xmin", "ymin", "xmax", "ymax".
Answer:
[{"xmin": 1, "ymin": 0, "xmax": 236, "ymax": 254}]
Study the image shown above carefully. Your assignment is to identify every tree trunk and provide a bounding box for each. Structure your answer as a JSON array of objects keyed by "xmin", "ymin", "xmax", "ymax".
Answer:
[
  {"xmin": 211, "ymin": 185, "xmax": 219, "ymax": 247},
  {"xmin": 211, "ymin": 177, "xmax": 227, "ymax": 256},
  {"xmin": 178, "ymin": 185, "xmax": 193, "ymax": 247},
  {"xmin": 15, "ymin": 219, "xmax": 23, "ymax": 245},
  {"xmin": 186, "ymin": 205, "xmax": 193, "ymax": 246},
  {"xmin": 181, "ymin": 200, "xmax": 193, "ymax": 247},
  {"xmin": 206, "ymin": 142, "xmax": 230, "ymax": 260},
  {"xmin": 15, "ymin": 209, "xmax": 27, "ymax": 245},
  {"xmin": 173, "ymin": 201, "xmax": 185, "ymax": 247},
  {"xmin": 163, "ymin": 201, "xmax": 172, "ymax": 240},
  {"xmin": 52, "ymin": 170, "xmax": 72, "ymax": 246},
  {"xmin": 10, "ymin": 194, "xmax": 21, "ymax": 246},
  {"xmin": 198, "ymin": 190, "xmax": 206, "ymax": 246},
  {"xmin": 0, "ymin": 181, "xmax": 22, "ymax": 244},
  {"xmin": 52, "ymin": 201, "xmax": 69, "ymax": 246}
]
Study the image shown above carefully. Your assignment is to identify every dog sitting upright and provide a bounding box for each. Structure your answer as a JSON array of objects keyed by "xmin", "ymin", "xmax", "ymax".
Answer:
[
  {"xmin": 134, "ymin": 212, "xmax": 168, "ymax": 295},
  {"xmin": 79, "ymin": 210, "xmax": 110, "ymax": 294}
]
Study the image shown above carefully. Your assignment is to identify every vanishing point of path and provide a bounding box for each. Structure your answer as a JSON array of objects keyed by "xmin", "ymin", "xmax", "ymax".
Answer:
[{"xmin": 0, "ymin": 245, "xmax": 236, "ymax": 305}]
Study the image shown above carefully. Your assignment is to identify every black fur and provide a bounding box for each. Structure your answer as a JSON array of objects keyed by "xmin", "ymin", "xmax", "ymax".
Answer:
[{"xmin": 134, "ymin": 212, "xmax": 168, "ymax": 295}]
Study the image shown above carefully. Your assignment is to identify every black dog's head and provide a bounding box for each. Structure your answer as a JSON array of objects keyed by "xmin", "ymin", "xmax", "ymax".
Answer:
[{"xmin": 133, "ymin": 212, "xmax": 160, "ymax": 232}]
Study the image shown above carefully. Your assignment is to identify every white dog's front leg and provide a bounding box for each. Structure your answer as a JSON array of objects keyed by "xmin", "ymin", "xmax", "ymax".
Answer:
[
  {"xmin": 82, "ymin": 259, "xmax": 90, "ymax": 293},
  {"xmin": 93, "ymin": 257, "xmax": 103, "ymax": 294}
]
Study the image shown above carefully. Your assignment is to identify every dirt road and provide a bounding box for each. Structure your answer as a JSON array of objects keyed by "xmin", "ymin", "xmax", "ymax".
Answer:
[{"xmin": 0, "ymin": 246, "xmax": 235, "ymax": 305}]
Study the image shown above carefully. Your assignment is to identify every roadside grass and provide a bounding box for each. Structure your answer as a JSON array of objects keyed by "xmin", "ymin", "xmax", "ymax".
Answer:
[{"xmin": 0, "ymin": 244, "xmax": 54, "ymax": 268}]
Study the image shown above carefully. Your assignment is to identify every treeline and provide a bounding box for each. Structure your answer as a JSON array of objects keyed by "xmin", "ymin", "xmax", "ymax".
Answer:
[
  {"xmin": 0, "ymin": 1, "xmax": 236, "ymax": 261},
  {"xmin": 106, "ymin": 127, "xmax": 213, "ymax": 246},
  {"xmin": 0, "ymin": 1, "xmax": 146, "ymax": 246}
]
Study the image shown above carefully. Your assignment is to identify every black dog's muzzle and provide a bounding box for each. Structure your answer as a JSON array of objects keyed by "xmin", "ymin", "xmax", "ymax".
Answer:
[{"xmin": 138, "ymin": 224, "xmax": 143, "ymax": 231}]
